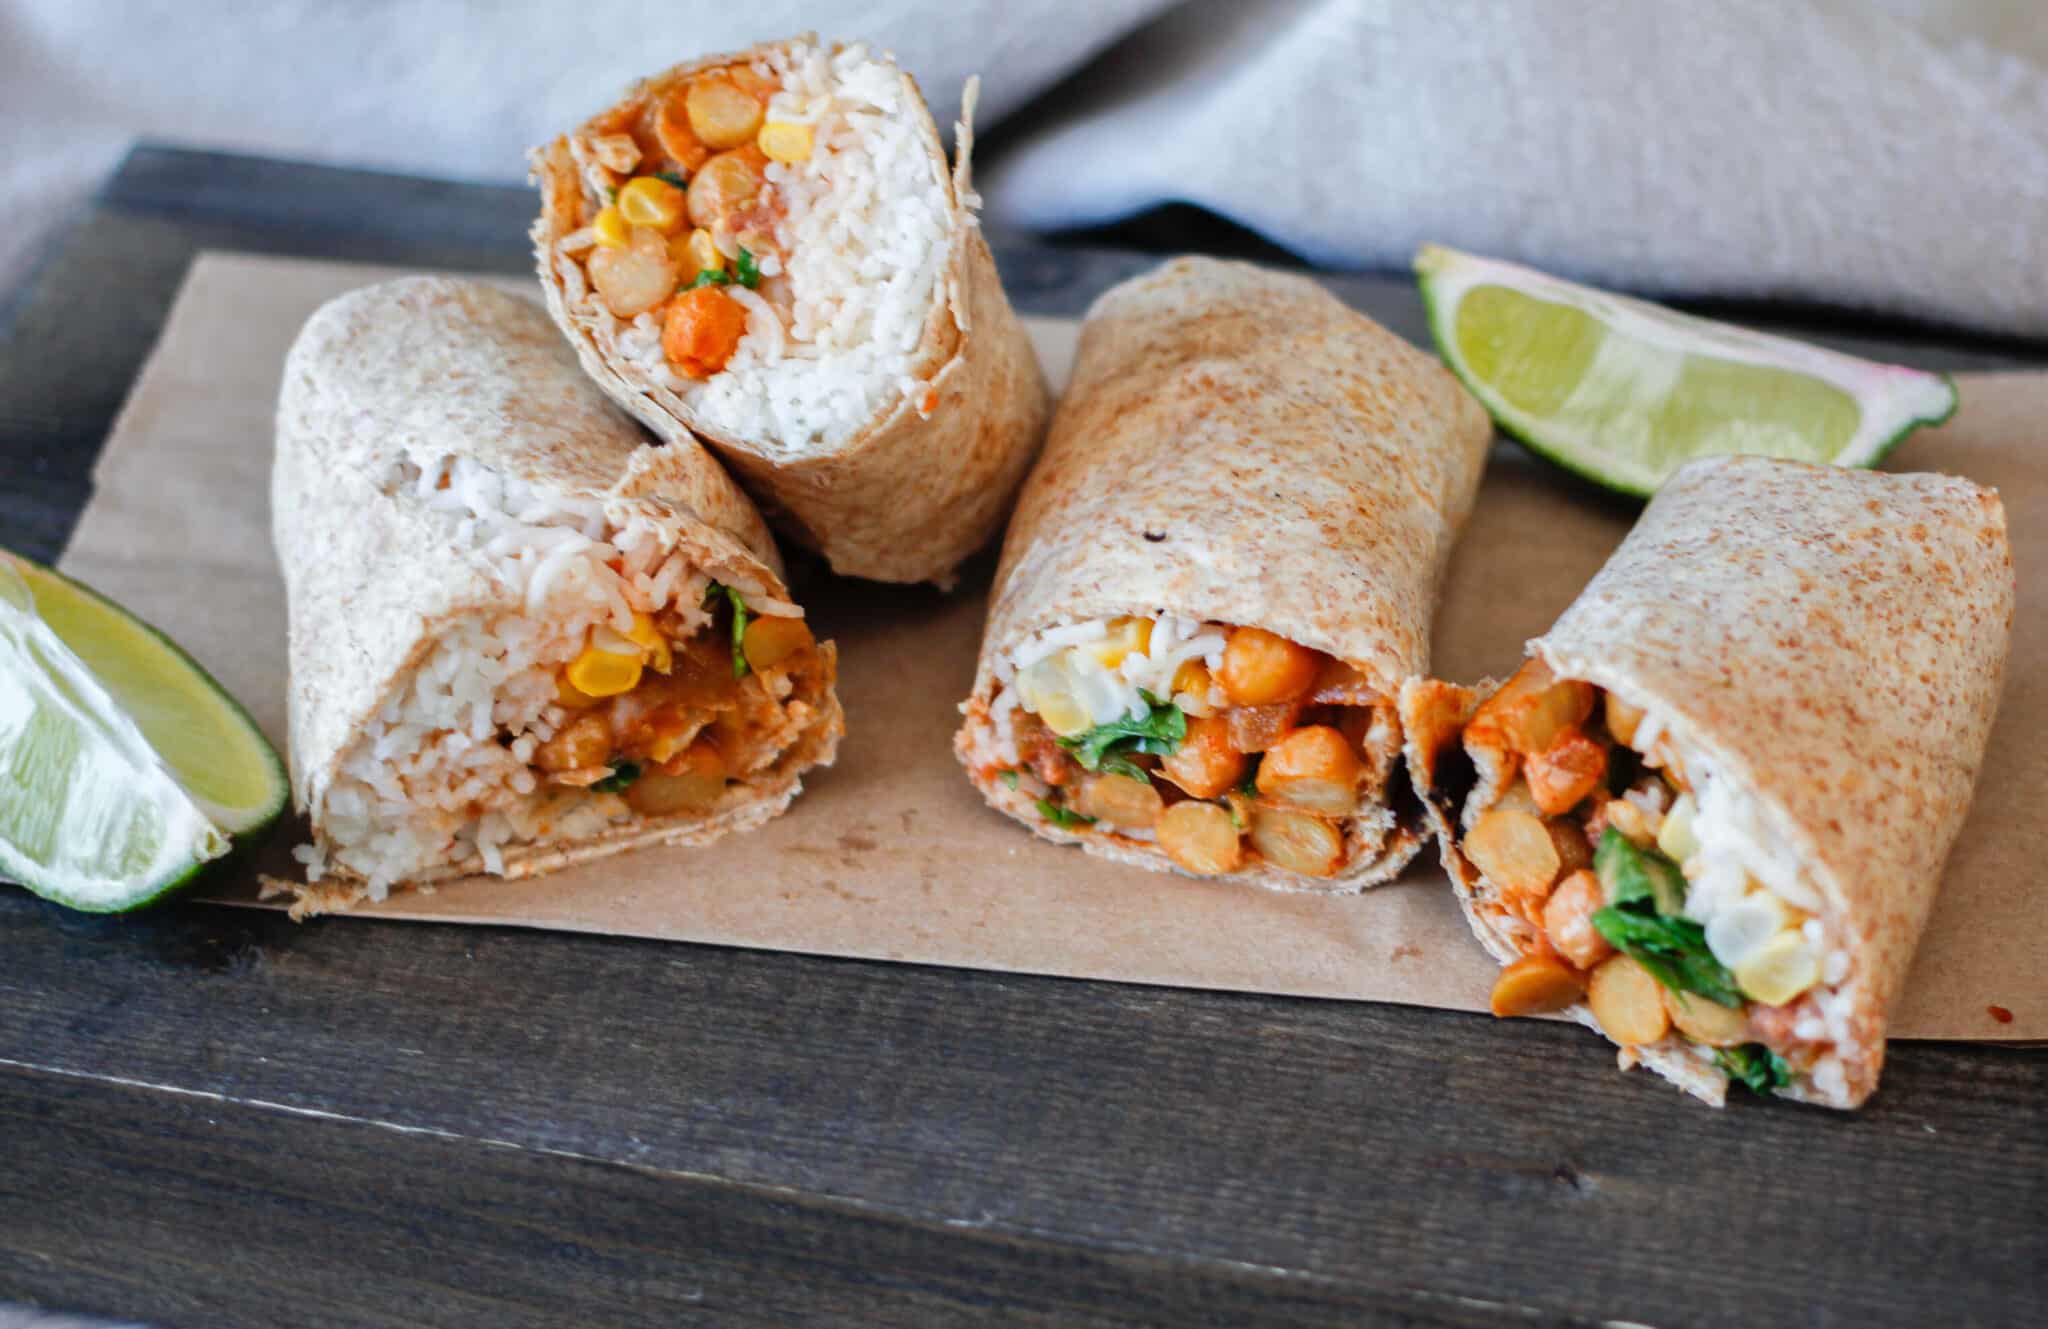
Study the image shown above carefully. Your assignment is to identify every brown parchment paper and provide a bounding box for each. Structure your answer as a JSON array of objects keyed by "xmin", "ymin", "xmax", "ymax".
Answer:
[{"xmin": 52, "ymin": 250, "xmax": 2043, "ymax": 1041}]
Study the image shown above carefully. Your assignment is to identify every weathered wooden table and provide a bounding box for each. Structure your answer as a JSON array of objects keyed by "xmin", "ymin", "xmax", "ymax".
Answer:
[{"xmin": 2, "ymin": 147, "xmax": 2043, "ymax": 1329}]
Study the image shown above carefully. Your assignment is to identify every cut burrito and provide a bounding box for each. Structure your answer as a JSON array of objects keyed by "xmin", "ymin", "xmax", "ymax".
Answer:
[
  {"xmin": 1403, "ymin": 457, "xmax": 2012, "ymax": 1108},
  {"xmin": 531, "ymin": 35, "xmax": 1051, "ymax": 586},
  {"xmin": 956, "ymin": 257, "xmax": 1492, "ymax": 888},
  {"xmin": 272, "ymin": 277, "xmax": 842, "ymax": 915}
]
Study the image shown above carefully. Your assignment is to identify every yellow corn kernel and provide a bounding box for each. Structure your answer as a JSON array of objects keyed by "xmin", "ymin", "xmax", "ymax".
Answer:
[
  {"xmin": 1087, "ymin": 617, "xmax": 1153, "ymax": 669},
  {"xmin": 757, "ymin": 121, "xmax": 814, "ymax": 163},
  {"xmin": 680, "ymin": 227, "xmax": 722, "ymax": 274},
  {"xmin": 566, "ymin": 640, "xmax": 643, "ymax": 698},
  {"xmin": 616, "ymin": 176, "xmax": 686, "ymax": 232},
  {"xmin": 1656, "ymin": 792, "xmax": 1700, "ymax": 865},
  {"xmin": 1035, "ymin": 690, "xmax": 1092, "ymax": 738},
  {"xmin": 592, "ymin": 205, "xmax": 630, "ymax": 249},
  {"xmin": 1015, "ymin": 657, "xmax": 1091, "ymax": 737},
  {"xmin": 1732, "ymin": 931, "xmax": 1822, "ymax": 1006},
  {"xmin": 626, "ymin": 611, "xmax": 673, "ymax": 673},
  {"xmin": 555, "ymin": 673, "xmax": 602, "ymax": 709},
  {"xmin": 1172, "ymin": 659, "xmax": 1210, "ymax": 696}
]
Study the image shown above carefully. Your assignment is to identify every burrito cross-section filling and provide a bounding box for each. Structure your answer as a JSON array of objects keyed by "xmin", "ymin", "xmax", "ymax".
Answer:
[
  {"xmin": 532, "ymin": 35, "xmax": 1050, "ymax": 584},
  {"xmin": 956, "ymin": 257, "xmax": 1493, "ymax": 891},
  {"xmin": 1404, "ymin": 457, "xmax": 2013, "ymax": 1107},
  {"xmin": 273, "ymin": 277, "xmax": 841, "ymax": 914},
  {"xmin": 973, "ymin": 617, "xmax": 1407, "ymax": 879}
]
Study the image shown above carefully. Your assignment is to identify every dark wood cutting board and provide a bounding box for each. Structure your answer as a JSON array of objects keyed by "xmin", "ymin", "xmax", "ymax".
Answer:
[{"xmin": 0, "ymin": 146, "xmax": 2042, "ymax": 1329}]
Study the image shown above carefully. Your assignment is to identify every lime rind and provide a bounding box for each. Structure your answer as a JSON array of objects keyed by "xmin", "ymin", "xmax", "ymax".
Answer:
[
  {"xmin": 0, "ymin": 557, "xmax": 230, "ymax": 912},
  {"xmin": 1415, "ymin": 245, "xmax": 1960, "ymax": 498}
]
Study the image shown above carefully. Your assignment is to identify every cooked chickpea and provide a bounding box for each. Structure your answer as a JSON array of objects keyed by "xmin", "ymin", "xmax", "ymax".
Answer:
[
  {"xmin": 1468, "ymin": 658, "xmax": 1596, "ymax": 756},
  {"xmin": 533, "ymin": 711, "xmax": 612, "ymax": 773},
  {"xmin": 1158, "ymin": 714, "xmax": 1245, "ymax": 799},
  {"xmin": 1073, "ymin": 772, "xmax": 1165, "ymax": 830},
  {"xmin": 1603, "ymin": 692, "xmax": 1646, "ymax": 748},
  {"xmin": 1601, "ymin": 797, "xmax": 1654, "ymax": 846},
  {"xmin": 587, "ymin": 223, "xmax": 680, "ymax": 318},
  {"xmin": 1663, "ymin": 987, "xmax": 1751, "ymax": 1048},
  {"xmin": 686, "ymin": 73, "xmax": 767, "ymax": 150},
  {"xmin": 1586, "ymin": 955, "xmax": 1671, "ymax": 1046},
  {"xmin": 1158, "ymin": 801, "xmax": 1243, "ymax": 875},
  {"xmin": 1171, "ymin": 660, "xmax": 1217, "ymax": 716},
  {"xmin": 1541, "ymin": 869, "xmax": 1613, "ymax": 970},
  {"xmin": 654, "ymin": 89, "xmax": 712, "ymax": 172},
  {"xmin": 1256, "ymin": 726, "xmax": 1362, "ymax": 816},
  {"xmin": 741, "ymin": 615, "xmax": 813, "ymax": 672},
  {"xmin": 626, "ymin": 741, "xmax": 726, "ymax": 816},
  {"xmin": 1218, "ymin": 626, "xmax": 1323, "ymax": 706},
  {"xmin": 1489, "ymin": 954, "xmax": 1586, "ymax": 1018},
  {"xmin": 1463, "ymin": 808, "xmax": 1561, "ymax": 902},
  {"xmin": 686, "ymin": 148, "xmax": 766, "ymax": 230},
  {"xmin": 1248, "ymin": 806, "xmax": 1343, "ymax": 877}
]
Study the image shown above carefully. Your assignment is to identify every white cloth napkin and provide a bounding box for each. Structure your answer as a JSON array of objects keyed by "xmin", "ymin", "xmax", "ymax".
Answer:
[
  {"xmin": 3, "ymin": 0, "xmax": 2043, "ymax": 335},
  {"xmin": 0, "ymin": 0, "xmax": 1171, "ymax": 301},
  {"xmin": 982, "ymin": 0, "xmax": 2048, "ymax": 337}
]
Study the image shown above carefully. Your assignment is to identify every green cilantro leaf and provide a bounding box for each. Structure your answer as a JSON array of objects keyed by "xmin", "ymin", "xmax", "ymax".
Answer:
[
  {"xmin": 1716, "ymin": 1043, "xmax": 1793, "ymax": 1096},
  {"xmin": 689, "ymin": 268, "xmax": 732, "ymax": 290},
  {"xmin": 591, "ymin": 761, "xmax": 641, "ymax": 794},
  {"xmin": 998, "ymin": 769, "xmax": 1020, "ymax": 790},
  {"xmin": 657, "ymin": 171, "xmax": 689, "ymax": 189},
  {"xmin": 1594, "ymin": 828, "xmax": 1686, "ymax": 915},
  {"xmin": 735, "ymin": 246, "xmax": 762, "ymax": 289},
  {"xmin": 1037, "ymin": 799, "xmax": 1096, "ymax": 830},
  {"xmin": 705, "ymin": 581, "xmax": 751, "ymax": 678},
  {"xmin": 1591, "ymin": 905, "xmax": 1744, "ymax": 1008},
  {"xmin": 1057, "ymin": 692, "xmax": 1186, "ymax": 774}
]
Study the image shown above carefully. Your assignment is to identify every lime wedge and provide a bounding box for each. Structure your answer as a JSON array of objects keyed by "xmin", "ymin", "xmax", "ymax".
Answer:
[
  {"xmin": 1416, "ymin": 245, "xmax": 1958, "ymax": 496},
  {"xmin": 0, "ymin": 551, "xmax": 286, "ymax": 911}
]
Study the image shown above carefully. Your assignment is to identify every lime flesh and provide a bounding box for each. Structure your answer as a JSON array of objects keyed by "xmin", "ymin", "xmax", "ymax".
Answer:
[
  {"xmin": 1418, "ymin": 246, "xmax": 1958, "ymax": 496},
  {"xmin": 0, "ymin": 552, "xmax": 285, "ymax": 911},
  {"xmin": 15, "ymin": 557, "xmax": 285, "ymax": 833}
]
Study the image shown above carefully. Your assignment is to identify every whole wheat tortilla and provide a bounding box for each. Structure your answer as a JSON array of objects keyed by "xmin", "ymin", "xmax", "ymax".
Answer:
[
  {"xmin": 272, "ymin": 276, "xmax": 843, "ymax": 914},
  {"xmin": 957, "ymin": 256, "xmax": 1493, "ymax": 890},
  {"xmin": 531, "ymin": 38, "xmax": 1051, "ymax": 587},
  {"xmin": 1404, "ymin": 456, "xmax": 2014, "ymax": 1107}
]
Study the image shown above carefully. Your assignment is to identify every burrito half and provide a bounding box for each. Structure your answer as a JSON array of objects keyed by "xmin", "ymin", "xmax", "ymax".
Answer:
[
  {"xmin": 273, "ymin": 277, "xmax": 842, "ymax": 915},
  {"xmin": 956, "ymin": 258, "xmax": 1492, "ymax": 888},
  {"xmin": 531, "ymin": 35, "xmax": 1050, "ymax": 585},
  {"xmin": 1403, "ymin": 457, "xmax": 2012, "ymax": 1107}
]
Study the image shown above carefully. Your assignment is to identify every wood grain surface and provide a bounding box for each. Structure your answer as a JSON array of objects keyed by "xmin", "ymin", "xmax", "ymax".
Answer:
[{"xmin": 0, "ymin": 146, "xmax": 2042, "ymax": 1329}]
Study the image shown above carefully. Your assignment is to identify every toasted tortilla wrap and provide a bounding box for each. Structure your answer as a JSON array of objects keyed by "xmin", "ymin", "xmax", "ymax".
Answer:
[
  {"xmin": 1403, "ymin": 457, "xmax": 2012, "ymax": 1107},
  {"xmin": 531, "ymin": 35, "xmax": 1050, "ymax": 586},
  {"xmin": 956, "ymin": 257, "xmax": 1492, "ymax": 890},
  {"xmin": 272, "ymin": 276, "xmax": 842, "ymax": 916}
]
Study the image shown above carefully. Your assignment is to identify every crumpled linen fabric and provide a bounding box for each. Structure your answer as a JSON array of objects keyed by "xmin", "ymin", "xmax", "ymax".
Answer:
[{"xmin": 4, "ymin": 0, "xmax": 2043, "ymax": 335}]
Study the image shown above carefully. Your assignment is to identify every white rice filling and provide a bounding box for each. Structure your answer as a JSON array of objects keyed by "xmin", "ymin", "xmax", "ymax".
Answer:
[
  {"xmin": 291, "ymin": 455, "xmax": 721, "ymax": 900},
  {"xmin": 994, "ymin": 614, "xmax": 1228, "ymax": 764},
  {"xmin": 564, "ymin": 40, "xmax": 957, "ymax": 454},
  {"xmin": 1623, "ymin": 698, "xmax": 1858, "ymax": 1093}
]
